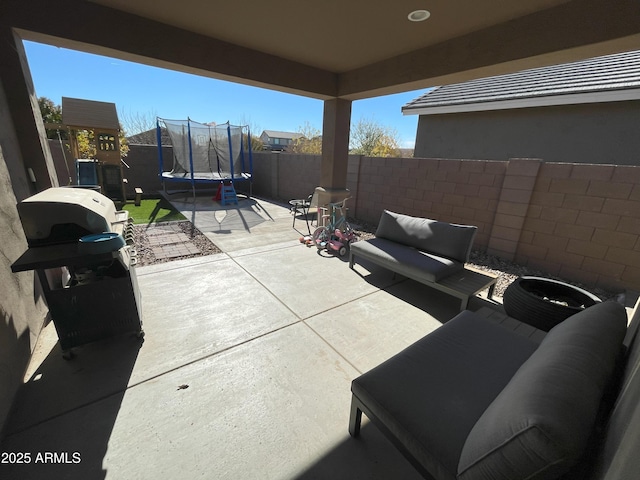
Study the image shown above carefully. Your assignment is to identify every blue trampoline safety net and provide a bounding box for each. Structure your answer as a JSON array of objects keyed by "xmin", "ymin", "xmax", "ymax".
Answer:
[{"xmin": 157, "ymin": 118, "xmax": 252, "ymax": 181}]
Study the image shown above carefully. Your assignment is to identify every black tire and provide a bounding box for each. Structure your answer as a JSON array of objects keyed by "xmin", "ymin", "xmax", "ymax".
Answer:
[{"xmin": 503, "ymin": 276, "xmax": 601, "ymax": 331}]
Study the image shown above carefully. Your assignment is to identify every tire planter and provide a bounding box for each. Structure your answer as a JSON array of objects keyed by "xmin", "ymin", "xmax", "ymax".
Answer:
[{"xmin": 503, "ymin": 276, "xmax": 601, "ymax": 331}]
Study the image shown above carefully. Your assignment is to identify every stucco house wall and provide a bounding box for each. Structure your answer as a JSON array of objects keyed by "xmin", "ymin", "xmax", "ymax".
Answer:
[
  {"xmin": 413, "ymin": 100, "xmax": 640, "ymax": 164},
  {"xmin": 0, "ymin": 80, "xmax": 50, "ymax": 434}
]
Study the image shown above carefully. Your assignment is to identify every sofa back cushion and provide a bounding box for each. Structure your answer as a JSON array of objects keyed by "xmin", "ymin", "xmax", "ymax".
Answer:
[
  {"xmin": 457, "ymin": 301, "xmax": 628, "ymax": 480},
  {"xmin": 586, "ymin": 299, "xmax": 640, "ymax": 479},
  {"xmin": 375, "ymin": 210, "xmax": 477, "ymax": 263}
]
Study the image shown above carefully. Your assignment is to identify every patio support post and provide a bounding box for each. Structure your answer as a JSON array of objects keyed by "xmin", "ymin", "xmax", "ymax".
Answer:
[{"xmin": 316, "ymin": 98, "xmax": 352, "ymax": 208}]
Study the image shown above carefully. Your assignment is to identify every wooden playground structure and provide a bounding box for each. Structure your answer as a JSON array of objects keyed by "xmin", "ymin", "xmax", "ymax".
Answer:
[{"xmin": 46, "ymin": 97, "xmax": 128, "ymax": 202}]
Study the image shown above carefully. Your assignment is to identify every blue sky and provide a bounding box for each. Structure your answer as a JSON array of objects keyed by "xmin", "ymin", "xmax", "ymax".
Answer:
[{"xmin": 23, "ymin": 41, "xmax": 427, "ymax": 148}]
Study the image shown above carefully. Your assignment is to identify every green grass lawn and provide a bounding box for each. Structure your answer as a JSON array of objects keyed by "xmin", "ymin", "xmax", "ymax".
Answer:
[{"xmin": 122, "ymin": 198, "xmax": 186, "ymax": 225}]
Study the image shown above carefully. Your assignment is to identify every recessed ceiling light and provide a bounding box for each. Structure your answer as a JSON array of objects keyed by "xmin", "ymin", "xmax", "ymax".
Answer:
[{"xmin": 408, "ymin": 10, "xmax": 431, "ymax": 22}]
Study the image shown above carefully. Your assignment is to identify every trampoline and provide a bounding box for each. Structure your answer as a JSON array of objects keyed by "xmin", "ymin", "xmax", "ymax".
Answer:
[{"xmin": 157, "ymin": 118, "xmax": 253, "ymax": 198}]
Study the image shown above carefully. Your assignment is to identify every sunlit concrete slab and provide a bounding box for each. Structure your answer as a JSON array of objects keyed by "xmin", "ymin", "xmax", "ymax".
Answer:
[
  {"xmin": 167, "ymin": 193, "xmax": 304, "ymax": 252},
  {"xmin": 227, "ymin": 240, "xmax": 301, "ymax": 258},
  {"xmin": 189, "ymin": 205, "xmax": 271, "ymax": 232},
  {"xmin": 168, "ymin": 194, "xmax": 291, "ymax": 229},
  {"xmin": 0, "ymin": 323, "xmax": 422, "ymax": 480},
  {"xmin": 205, "ymin": 222, "xmax": 301, "ymax": 253},
  {"xmin": 133, "ymin": 251, "xmax": 228, "ymax": 275},
  {"xmin": 233, "ymin": 244, "xmax": 400, "ymax": 319}
]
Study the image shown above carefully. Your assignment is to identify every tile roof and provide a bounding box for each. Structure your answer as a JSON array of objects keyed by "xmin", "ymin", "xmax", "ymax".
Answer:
[
  {"xmin": 261, "ymin": 130, "xmax": 303, "ymax": 139},
  {"xmin": 126, "ymin": 127, "xmax": 171, "ymax": 145},
  {"xmin": 403, "ymin": 50, "xmax": 640, "ymax": 115}
]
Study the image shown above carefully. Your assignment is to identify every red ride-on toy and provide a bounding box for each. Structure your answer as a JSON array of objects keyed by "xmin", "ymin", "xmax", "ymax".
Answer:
[{"xmin": 326, "ymin": 227, "xmax": 357, "ymax": 256}]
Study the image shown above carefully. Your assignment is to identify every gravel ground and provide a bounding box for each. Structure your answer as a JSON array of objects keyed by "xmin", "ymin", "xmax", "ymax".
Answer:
[
  {"xmin": 132, "ymin": 221, "xmax": 221, "ymax": 267},
  {"xmin": 132, "ymin": 218, "xmax": 617, "ymax": 301}
]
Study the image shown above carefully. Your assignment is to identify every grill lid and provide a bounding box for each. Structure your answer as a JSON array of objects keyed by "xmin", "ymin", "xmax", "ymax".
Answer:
[{"xmin": 17, "ymin": 187, "xmax": 128, "ymax": 246}]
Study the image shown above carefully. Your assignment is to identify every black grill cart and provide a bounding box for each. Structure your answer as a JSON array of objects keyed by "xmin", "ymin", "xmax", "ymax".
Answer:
[{"xmin": 11, "ymin": 187, "xmax": 143, "ymax": 358}]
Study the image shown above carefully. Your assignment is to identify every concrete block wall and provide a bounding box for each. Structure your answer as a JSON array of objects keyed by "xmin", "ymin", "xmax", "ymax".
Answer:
[
  {"xmin": 353, "ymin": 158, "xmax": 640, "ymax": 291},
  {"xmin": 487, "ymin": 159, "xmax": 542, "ymax": 260},
  {"xmin": 49, "ymin": 146, "xmax": 320, "ymax": 201},
  {"xmin": 353, "ymin": 157, "xmax": 507, "ymax": 248},
  {"xmin": 250, "ymin": 151, "xmax": 276, "ymax": 198},
  {"xmin": 122, "ymin": 144, "xmax": 169, "ymax": 197},
  {"xmin": 246, "ymin": 152, "xmax": 321, "ymax": 201},
  {"xmin": 275, "ymin": 153, "xmax": 321, "ymax": 201},
  {"xmin": 354, "ymin": 156, "xmax": 640, "ymax": 292},
  {"xmin": 49, "ymin": 144, "xmax": 640, "ymax": 293},
  {"xmin": 515, "ymin": 162, "xmax": 640, "ymax": 292}
]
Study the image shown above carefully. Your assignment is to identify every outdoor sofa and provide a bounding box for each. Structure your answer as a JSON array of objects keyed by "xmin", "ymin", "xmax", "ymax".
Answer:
[
  {"xmin": 349, "ymin": 299, "xmax": 639, "ymax": 480},
  {"xmin": 349, "ymin": 210, "xmax": 495, "ymax": 310}
]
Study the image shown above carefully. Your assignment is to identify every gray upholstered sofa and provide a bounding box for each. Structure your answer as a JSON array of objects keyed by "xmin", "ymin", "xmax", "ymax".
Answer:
[
  {"xmin": 349, "ymin": 210, "xmax": 494, "ymax": 310},
  {"xmin": 349, "ymin": 300, "xmax": 640, "ymax": 480},
  {"xmin": 350, "ymin": 210, "xmax": 477, "ymax": 283}
]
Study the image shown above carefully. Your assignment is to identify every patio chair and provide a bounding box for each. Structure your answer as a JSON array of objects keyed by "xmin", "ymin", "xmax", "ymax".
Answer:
[{"xmin": 289, "ymin": 191, "xmax": 319, "ymax": 235}]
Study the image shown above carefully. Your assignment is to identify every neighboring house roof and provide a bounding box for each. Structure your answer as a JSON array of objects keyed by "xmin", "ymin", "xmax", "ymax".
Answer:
[
  {"xmin": 402, "ymin": 50, "xmax": 640, "ymax": 116},
  {"xmin": 127, "ymin": 127, "xmax": 172, "ymax": 145},
  {"xmin": 261, "ymin": 130, "xmax": 303, "ymax": 140},
  {"xmin": 398, "ymin": 148, "xmax": 414, "ymax": 158},
  {"xmin": 62, "ymin": 97, "xmax": 120, "ymax": 130}
]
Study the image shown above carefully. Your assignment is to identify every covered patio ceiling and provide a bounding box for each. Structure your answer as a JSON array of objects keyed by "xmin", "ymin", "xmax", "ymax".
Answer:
[{"xmin": 6, "ymin": 0, "xmax": 640, "ymax": 100}]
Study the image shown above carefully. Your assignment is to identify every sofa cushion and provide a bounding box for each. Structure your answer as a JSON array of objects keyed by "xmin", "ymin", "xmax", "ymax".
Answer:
[
  {"xmin": 458, "ymin": 301, "xmax": 628, "ymax": 480},
  {"xmin": 587, "ymin": 298, "xmax": 640, "ymax": 479},
  {"xmin": 375, "ymin": 210, "xmax": 477, "ymax": 264},
  {"xmin": 349, "ymin": 237, "xmax": 463, "ymax": 282},
  {"xmin": 352, "ymin": 311, "xmax": 540, "ymax": 480}
]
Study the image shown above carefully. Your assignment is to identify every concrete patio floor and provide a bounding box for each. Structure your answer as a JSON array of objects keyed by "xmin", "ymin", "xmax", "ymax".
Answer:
[{"xmin": 0, "ymin": 194, "xmax": 497, "ymax": 480}]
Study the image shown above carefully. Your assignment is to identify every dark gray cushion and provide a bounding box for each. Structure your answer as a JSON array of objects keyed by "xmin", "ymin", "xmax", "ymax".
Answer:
[
  {"xmin": 352, "ymin": 311, "xmax": 540, "ymax": 480},
  {"xmin": 375, "ymin": 210, "xmax": 477, "ymax": 264},
  {"xmin": 458, "ymin": 301, "xmax": 628, "ymax": 480},
  {"xmin": 588, "ymin": 300, "xmax": 640, "ymax": 479},
  {"xmin": 349, "ymin": 237, "xmax": 462, "ymax": 282}
]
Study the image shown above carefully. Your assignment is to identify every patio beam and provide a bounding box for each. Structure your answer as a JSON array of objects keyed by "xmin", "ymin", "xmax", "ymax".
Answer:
[
  {"xmin": 338, "ymin": 0, "xmax": 640, "ymax": 99},
  {"xmin": 3, "ymin": 0, "xmax": 338, "ymax": 100}
]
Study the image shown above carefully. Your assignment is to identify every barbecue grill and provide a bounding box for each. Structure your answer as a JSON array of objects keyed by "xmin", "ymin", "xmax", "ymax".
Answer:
[{"xmin": 11, "ymin": 187, "xmax": 143, "ymax": 358}]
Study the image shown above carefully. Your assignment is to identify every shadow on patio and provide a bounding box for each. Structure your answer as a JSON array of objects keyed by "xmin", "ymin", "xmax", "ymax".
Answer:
[
  {"xmin": 0, "ymin": 195, "xmax": 499, "ymax": 480},
  {"xmin": 165, "ymin": 191, "xmax": 277, "ymax": 238}
]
